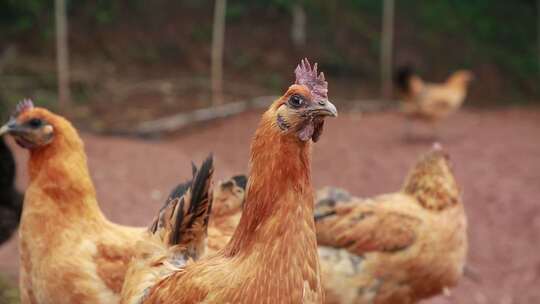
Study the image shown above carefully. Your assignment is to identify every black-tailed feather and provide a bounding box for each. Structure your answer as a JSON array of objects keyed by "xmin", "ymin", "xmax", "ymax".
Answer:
[
  {"xmin": 149, "ymin": 155, "xmax": 214, "ymax": 262},
  {"xmin": 182, "ymin": 156, "xmax": 213, "ymax": 234}
]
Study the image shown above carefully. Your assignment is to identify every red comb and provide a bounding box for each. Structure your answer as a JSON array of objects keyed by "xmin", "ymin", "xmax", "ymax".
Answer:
[
  {"xmin": 13, "ymin": 99, "xmax": 34, "ymax": 117},
  {"xmin": 295, "ymin": 58, "xmax": 328, "ymax": 99}
]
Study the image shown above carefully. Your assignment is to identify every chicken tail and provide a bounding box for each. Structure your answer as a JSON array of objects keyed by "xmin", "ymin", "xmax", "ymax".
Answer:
[
  {"xmin": 402, "ymin": 143, "xmax": 461, "ymax": 210},
  {"xmin": 150, "ymin": 154, "xmax": 214, "ymax": 260}
]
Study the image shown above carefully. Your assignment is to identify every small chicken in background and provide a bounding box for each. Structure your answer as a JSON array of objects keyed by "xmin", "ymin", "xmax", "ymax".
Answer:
[
  {"xmin": 0, "ymin": 136, "xmax": 23, "ymax": 246},
  {"xmin": 120, "ymin": 58, "xmax": 337, "ymax": 304},
  {"xmin": 315, "ymin": 144, "xmax": 467, "ymax": 304},
  {"xmin": 395, "ymin": 67, "xmax": 474, "ymax": 137}
]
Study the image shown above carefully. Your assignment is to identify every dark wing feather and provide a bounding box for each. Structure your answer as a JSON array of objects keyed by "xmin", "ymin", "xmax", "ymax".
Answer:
[{"xmin": 149, "ymin": 155, "xmax": 214, "ymax": 260}]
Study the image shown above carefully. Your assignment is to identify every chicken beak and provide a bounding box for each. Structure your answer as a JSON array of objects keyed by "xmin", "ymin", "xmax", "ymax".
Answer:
[
  {"xmin": 0, "ymin": 121, "xmax": 14, "ymax": 136},
  {"xmin": 310, "ymin": 99, "xmax": 338, "ymax": 118},
  {"xmin": 0, "ymin": 119, "xmax": 23, "ymax": 136}
]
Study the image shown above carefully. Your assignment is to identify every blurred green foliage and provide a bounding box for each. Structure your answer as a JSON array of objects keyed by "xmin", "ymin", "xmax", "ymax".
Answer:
[
  {"xmin": 406, "ymin": 0, "xmax": 537, "ymax": 82},
  {"xmin": 0, "ymin": 0, "xmax": 537, "ymax": 101},
  {"xmin": 0, "ymin": 0, "xmax": 52, "ymax": 36}
]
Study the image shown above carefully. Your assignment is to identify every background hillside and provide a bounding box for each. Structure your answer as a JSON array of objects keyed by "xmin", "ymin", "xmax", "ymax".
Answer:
[{"xmin": 0, "ymin": 0, "xmax": 538, "ymax": 128}]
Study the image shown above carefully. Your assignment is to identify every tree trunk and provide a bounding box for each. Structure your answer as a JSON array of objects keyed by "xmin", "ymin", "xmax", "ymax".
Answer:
[
  {"xmin": 380, "ymin": 0, "xmax": 394, "ymax": 101},
  {"xmin": 211, "ymin": 0, "xmax": 227, "ymax": 106},
  {"xmin": 55, "ymin": 0, "xmax": 71, "ymax": 108},
  {"xmin": 291, "ymin": 3, "xmax": 306, "ymax": 48}
]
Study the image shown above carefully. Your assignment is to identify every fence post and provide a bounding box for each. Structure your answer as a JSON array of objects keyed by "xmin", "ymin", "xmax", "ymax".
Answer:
[
  {"xmin": 211, "ymin": 0, "xmax": 227, "ymax": 106},
  {"xmin": 537, "ymin": 0, "xmax": 540, "ymax": 76},
  {"xmin": 55, "ymin": 0, "xmax": 71, "ymax": 108},
  {"xmin": 380, "ymin": 0, "xmax": 394, "ymax": 101},
  {"xmin": 291, "ymin": 3, "xmax": 307, "ymax": 48}
]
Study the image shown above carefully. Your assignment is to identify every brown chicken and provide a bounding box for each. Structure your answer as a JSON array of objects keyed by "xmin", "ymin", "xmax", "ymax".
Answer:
[
  {"xmin": 120, "ymin": 59, "xmax": 338, "ymax": 304},
  {"xmin": 395, "ymin": 67, "xmax": 474, "ymax": 125},
  {"xmin": 315, "ymin": 144, "xmax": 467, "ymax": 304},
  {"xmin": 0, "ymin": 99, "xmax": 150, "ymax": 303}
]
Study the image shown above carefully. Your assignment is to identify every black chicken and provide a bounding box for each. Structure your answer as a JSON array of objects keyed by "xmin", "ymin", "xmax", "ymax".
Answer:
[{"xmin": 0, "ymin": 136, "xmax": 23, "ymax": 245}]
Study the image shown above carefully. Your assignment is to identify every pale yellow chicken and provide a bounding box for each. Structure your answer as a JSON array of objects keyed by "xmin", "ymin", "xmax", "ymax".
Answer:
[{"xmin": 395, "ymin": 67, "xmax": 474, "ymax": 124}]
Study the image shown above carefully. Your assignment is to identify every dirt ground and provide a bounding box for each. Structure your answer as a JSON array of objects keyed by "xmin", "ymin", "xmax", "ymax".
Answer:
[{"xmin": 0, "ymin": 108, "xmax": 539, "ymax": 303}]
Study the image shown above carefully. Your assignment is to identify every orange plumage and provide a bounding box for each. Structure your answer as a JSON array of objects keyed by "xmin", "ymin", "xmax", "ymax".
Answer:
[
  {"xmin": 120, "ymin": 59, "xmax": 337, "ymax": 304},
  {"xmin": 0, "ymin": 103, "xmax": 146, "ymax": 303}
]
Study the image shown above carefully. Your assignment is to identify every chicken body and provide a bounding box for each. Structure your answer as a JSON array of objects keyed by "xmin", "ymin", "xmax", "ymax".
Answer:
[
  {"xmin": 0, "ymin": 103, "xmax": 144, "ymax": 304},
  {"xmin": 396, "ymin": 68, "xmax": 473, "ymax": 123},
  {"xmin": 318, "ymin": 194, "xmax": 466, "ymax": 304},
  {"xmin": 315, "ymin": 146, "xmax": 467, "ymax": 304}
]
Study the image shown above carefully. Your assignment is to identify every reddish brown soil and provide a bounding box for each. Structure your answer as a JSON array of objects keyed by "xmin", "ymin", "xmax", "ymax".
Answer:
[{"xmin": 1, "ymin": 108, "xmax": 539, "ymax": 303}]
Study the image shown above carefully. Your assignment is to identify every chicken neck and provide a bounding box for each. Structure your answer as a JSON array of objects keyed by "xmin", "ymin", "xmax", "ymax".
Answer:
[
  {"xmin": 26, "ymin": 126, "xmax": 104, "ymax": 220},
  {"xmin": 224, "ymin": 113, "xmax": 321, "ymax": 296}
]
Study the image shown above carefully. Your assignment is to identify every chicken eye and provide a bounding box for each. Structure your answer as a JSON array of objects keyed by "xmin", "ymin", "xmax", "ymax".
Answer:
[
  {"xmin": 28, "ymin": 118, "xmax": 43, "ymax": 128},
  {"xmin": 288, "ymin": 94, "xmax": 304, "ymax": 108}
]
